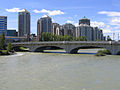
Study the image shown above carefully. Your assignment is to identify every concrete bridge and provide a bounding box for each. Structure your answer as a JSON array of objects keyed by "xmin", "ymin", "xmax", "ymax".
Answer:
[{"xmin": 12, "ymin": 41, "xmax": 120, "ymax": 55}]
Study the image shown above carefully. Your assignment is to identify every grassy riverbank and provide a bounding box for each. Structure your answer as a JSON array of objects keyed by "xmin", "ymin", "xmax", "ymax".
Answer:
[{"xmin": 0, "ymin": 50, "xmax": 15, "ymax": 56}]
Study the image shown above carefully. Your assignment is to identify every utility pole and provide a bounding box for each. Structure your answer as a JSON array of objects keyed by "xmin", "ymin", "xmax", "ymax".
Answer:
[
  {"xmin": 118, "ymin": 33, "xmax": 119, "ymax": 41},
  {"xmin": 113, "ymin": 33, "xmax": 115, "ymax": 41}
]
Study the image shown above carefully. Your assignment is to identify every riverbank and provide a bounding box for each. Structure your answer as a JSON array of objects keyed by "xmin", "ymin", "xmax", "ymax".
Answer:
[{"xmin": 0, "ymin": 50, "xmax": 15, "ymax": 56}]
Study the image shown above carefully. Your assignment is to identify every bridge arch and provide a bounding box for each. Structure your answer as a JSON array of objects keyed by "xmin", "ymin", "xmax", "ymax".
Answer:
[
  {"xmin": 34, "ymin": 45, "xmax": 66, "ymax": 52},
  {"xmin": 68, "ymin": 45, "xmax": 112, "ymax": 54},
  {"xmin": 12, "ymin": 46, "xmax": 30, "ymax": 51},
  {"xmin": 117, "ymin": 51, "xmax": 120, "ymax": 55},
  {"xmin": 114, "ymin": 49, "xmax": 120, "ymax": 55}
]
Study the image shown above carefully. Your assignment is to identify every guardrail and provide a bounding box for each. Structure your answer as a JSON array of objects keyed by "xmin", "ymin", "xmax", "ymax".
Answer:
[{"xmin": 11, "ymin": 41, "xmax": 120, "ymax": 45}]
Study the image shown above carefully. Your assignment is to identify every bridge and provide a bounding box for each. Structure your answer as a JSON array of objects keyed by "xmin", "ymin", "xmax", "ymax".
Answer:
[{"xmin": 11, "ymin": 41, "xmax": 120, "ymax": 55}]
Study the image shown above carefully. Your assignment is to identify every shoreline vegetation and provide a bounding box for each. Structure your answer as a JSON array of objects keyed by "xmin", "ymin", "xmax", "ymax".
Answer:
[
  {"xmin": 0, "ymin": 47, "xmax": 28, "ymax": 56},
  {"xmin": 0, "ymin": 33, "xmax": 15, "ymax": 56},
  {"xmin": 95, "ymin": 49, "xmax": 111, "ymax": 56},
  {"xmin": 0, "ymin": 50, "xmax": 15, "ymax": 56}
]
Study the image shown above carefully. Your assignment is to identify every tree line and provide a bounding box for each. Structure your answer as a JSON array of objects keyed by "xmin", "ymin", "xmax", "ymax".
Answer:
[
  {"xmin": 0, "ymin": 33, "xmax": 13, "ymax": 55},
  {"xmin": 38, "ymin": 32, "xmax": 112, "ymax": 41},
  {"xmin": 39, "ymin": 32, "xmax": 87, "ymax": 41}
]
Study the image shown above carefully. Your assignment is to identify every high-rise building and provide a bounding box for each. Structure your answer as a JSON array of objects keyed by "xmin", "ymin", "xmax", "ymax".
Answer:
[
  {"xmin": 18, "ymin": 9, "xmax": 30, "ymax": 37},
  {"xmin": 37, "ymin": 15, "xmax": 52, "ymax": 41},
  {"xmin": 76, "ymin": 24, "xmax": 93, "ymax": 41},
  {"xmin": 62, "ymin": 23, "xmax": 76, "ymax": 37},
  {"xmin": 7, "ymin": 29, "xmax": 17, "ymax": 37},
  {"xmin": 76, "ymin": 17, "xmax": 104, "ymax": 41},
  {"xmin": 52, "ymin": 23, "xmax": 60, "ymax": 35},
  {"xmin": 0, "ymin": 16, "xmax": 7, "ymax": 36},
  {"xmin": 79, "ymin": 16, "xmax": 90, "ymax": 25}
]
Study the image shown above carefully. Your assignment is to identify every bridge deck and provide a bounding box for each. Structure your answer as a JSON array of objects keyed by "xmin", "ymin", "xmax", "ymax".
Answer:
[{"xmin": 12, "ymin": 41, "xmax": 120, "ymax": 45}]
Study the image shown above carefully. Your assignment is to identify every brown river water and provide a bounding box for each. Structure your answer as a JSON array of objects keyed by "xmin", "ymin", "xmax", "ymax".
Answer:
[{"xmin": 0, "ymin": 49, "xmax": 120, "ymax": 90}]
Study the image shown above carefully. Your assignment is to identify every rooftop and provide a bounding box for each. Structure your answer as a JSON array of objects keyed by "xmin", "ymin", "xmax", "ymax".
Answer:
[
  {"xmin": 80, "ymin": 16, "xmax": 90, "ymax": 20},
  {"xmin": 78, "ymin": 24, "xmax": 91, "ymax": 27},
  {"xmin": 19, "ymin": 9, "xmax": 30, "ymax": 13},
  {"xmin": 41, "ymin": 15, "xmax": 51, "ymax": 18},
  {"xmin": 0, "ymin": 16, "xmax": 7, "ymax": 17}
]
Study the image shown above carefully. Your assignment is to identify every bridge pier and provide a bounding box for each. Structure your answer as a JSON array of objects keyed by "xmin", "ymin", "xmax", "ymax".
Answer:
[
  {"xmin": 106, "ymin": 45, "xmax": 120, "ymax": 55},
  {"xmin": 29, "ymin": 46, "xmax": 37, "ymax": 52},
  {"xmin": 110, "ymin": 50, "xmax": 119, "ymax": 55},
  {"xmin": 65, "ymin": 46, "xmax": 71, "ymax": 54}
]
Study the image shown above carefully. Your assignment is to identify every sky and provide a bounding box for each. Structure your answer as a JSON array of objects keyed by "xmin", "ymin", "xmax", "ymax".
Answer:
[{"xmin": 1, "ymin": 0, "xmax": 120, "ymax": 40}]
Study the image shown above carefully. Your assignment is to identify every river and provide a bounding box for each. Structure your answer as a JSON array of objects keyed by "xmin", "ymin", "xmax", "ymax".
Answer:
[{"xmin": 0, "ymin": 49, "xmax": 120, "ymax": 90}]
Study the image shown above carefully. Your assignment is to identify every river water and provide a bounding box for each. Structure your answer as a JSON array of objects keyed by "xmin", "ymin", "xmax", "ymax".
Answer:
[{"xmin": 0, "ymin": 49, "xmax": 120, "ymax": 90}]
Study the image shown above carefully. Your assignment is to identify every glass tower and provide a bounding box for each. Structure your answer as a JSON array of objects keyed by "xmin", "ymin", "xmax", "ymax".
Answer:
[
  {"xmin": 0, "ymin": 16, "xmax": 7, "ymax": 36},
  {"xmin": 18, "ymin": 9, "xmax": 30, "ymax": 37},
  {"xmin": 37, "ymin": 15, "xmax": 52, "ymax": 41}
]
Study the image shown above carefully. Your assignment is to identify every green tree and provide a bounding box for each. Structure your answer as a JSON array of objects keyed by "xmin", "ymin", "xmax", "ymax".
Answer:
[
  {"xmin": 39, "ymin": 32, "xmax": 88, "ymax": 41},
  {"xmin": 96, "ymin": 39, "xmax": 101, "ymax": 41},
  {"xmin": 67, "ymin": 35, "xmax": 73, "ymax": 41},
  {"xmin": 74, "ymin": 36, "xmax": 87, "ymax": 41},
  {"xmin": 6, "ymin": 43, "xmax": 12, "ymax": 52},
  {"xmin": 80, "ymin": 36, "xmax": 87, "ymax": 41},
  {"xmin": 107, "ymin": 35, "xmax": 112, "ymax": 41},
  {"xmin": 0, "ymin": 33, "xmax": 5, "ymax": 50},
  {"xmin": 41, "ymin": 32, "xmax": 52, "ymax": 41}
]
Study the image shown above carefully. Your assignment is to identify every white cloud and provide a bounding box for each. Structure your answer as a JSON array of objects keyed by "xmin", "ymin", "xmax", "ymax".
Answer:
[
  {"xmin": 33, "ymin": 9, "xmax": 48, "ymax": 13},
  {"xmin": 52, "ymin": 19, "xmax": 54, "ymax": 22},
  {"xmin": 74, "ymin": 23, "xmax": 79, "ymax": 27},
  {"xmin": 6, "ymin": 8, "xmax": 25, "ymax": 12},
  {"xmin": 91, "ymin": 21, "xmax": 105, "ymax": 28},
  {"xmin": 108, "ymin": 17, "xmax": 120, "ymax": 32},
  {"xmin": 66, "ymin": 20, "xmax": 79, "ymax": 27},
  {"xmin": 98, "ymin": 11, "xmax": 120, "ymax": 17},
  {"xmin": 74, "ymin": 15, "xmax": 78, "ymax": 17},
  {"xmin": 98, "ymin": 11, "xmax": 120, "ymax": 39},
  {"xmin": 33, "ymin": 9, "xmax": 64, "ymax": 16},
  {"xmin": 66, "ymin": 20, "xmax": 74, "ymax": 24},
  {"xmin": 102, "ymin": 25, "xmax": 112, "ymax": 33},
  {"xmin": 41, "ymin": 15, "xmax": 49, "ymax": 18},
  {"xmin": 110, "ymin": 17, "xmax": 120, "ymax": 26},
  {"xmin": 91, "ymin": 21, "xmax": 112, "ymax": 34}
]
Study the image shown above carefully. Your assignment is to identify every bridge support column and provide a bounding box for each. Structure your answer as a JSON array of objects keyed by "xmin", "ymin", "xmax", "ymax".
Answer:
[
  {"xmin": 65, "ymin": 48, "xmax": 71, "ymax": 54},
  {"xmin": 64, "ymin": 45, "xmax": 78, "ymax": 54},
  {"xmin": 109, "ymin": 45, "xmax": 120, "ymax": 55},
  {"xmin": 64, "ymin": 45, "xmax": 71, "ymax": 54},
  {"xmin": 29, "ymin": 46, "xmax": 37, "ymax": 52},
  {"xmin": 111, "ymin": 51, "xmax": 117, "ymax": 55}
]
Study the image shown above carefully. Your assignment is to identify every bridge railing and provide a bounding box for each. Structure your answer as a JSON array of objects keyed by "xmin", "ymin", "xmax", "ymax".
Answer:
[{"xmin": 11, "ymin": 41, "xmax": 117, "ymax": 45}]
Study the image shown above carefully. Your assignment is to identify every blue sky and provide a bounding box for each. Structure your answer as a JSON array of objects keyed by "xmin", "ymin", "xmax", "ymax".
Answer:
[{"xmin": 1, "ymin": 0, "xmax": 120, "ymax": 40}]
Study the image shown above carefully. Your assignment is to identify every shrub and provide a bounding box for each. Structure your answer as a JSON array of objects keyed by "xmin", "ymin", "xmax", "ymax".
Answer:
[
  {"xmin": 95, "ymin": 49, "xmax": 111, "ymax": 56},
  {"xmin": 6, "ymin": 43, "xmax": 12, "ymax": 52},
  {"xmin": 95, "ymin": 52, "xmax": 105, "ymax": 56}
]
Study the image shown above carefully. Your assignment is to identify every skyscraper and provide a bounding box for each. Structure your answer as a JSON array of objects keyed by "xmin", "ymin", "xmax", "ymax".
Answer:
[
  {"xmin": 18, "ymin": 9, "xmax": 30, "ymax": 37},
  {"xmin": 0, "ymin": 16, "xmax": 7, "ymax": 36},
  {"xmin": 79, "ymin": 16, "xmax": 90, "ymax": 25},
  {"xmin": 62, "ymin": 23, "xmax": 76, "ymax": 37},
  {"xmin": 52, "ymin": 23, "xmax": 60, "ymax": 35},
  {"xmin": 76, "ymin": 17, "xmax": 104, "ymax": 41},
  {"xmin": 37, "ymin": 15, "xmax": 52, "ymax": 41}
]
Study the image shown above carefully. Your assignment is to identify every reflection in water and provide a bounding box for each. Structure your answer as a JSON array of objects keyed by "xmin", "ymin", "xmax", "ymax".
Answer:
[{"xmin": 0, "ymin": 49, "xmax": 120, "ymax": 90}]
